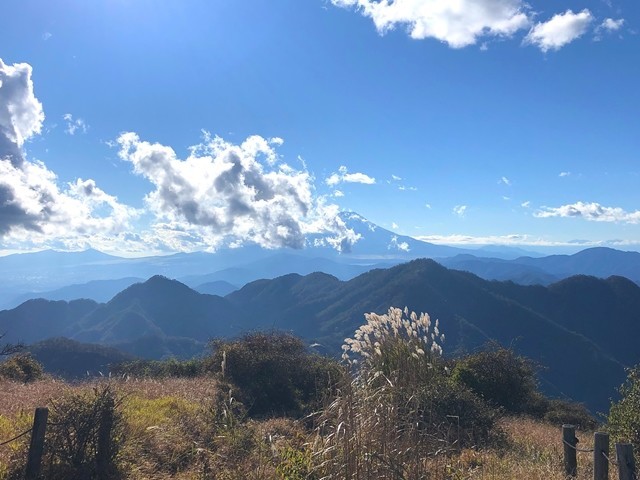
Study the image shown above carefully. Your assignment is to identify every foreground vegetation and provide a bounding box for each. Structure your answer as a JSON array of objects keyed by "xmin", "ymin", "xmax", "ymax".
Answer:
[{"xmin": 0, "ymin": 307, "xmax": 636, "ymax": 479}]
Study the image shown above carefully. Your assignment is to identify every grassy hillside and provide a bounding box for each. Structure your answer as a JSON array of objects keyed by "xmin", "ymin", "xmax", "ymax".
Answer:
[
  {"xmin": 1, "ymin": 317, "xmax": 616, "ymax": 480},
  {"xmin": 0, "ymin": 377, "xmax": 601, "ymax": 480}
]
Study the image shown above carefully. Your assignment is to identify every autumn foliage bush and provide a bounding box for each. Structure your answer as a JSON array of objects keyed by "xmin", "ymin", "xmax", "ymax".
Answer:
[{"xmin": 0, "ymin": 354, "xmax": 44, "ymax": 383}]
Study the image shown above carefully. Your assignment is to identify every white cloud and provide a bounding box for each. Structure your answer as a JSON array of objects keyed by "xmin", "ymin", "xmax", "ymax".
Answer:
[
  {"xmin": 0, "ymin": 58, "xmax": 140, "ymax": 247},
  {"xmin": 425, "ymin": 203, "xmax": 432, "ymax": 209},
  {"xmin": 42, "ymin": 32, "xmax": 52, "ymax": 41},
  {"xmin": 414, "ymin": 233, "xmax": 600, "ymax": 247},
  {"xmin": 453, "ymin": 205, "xmax": 467, "ymax": 217},
  {"xmin": 331, "ymin": 0, "xmax": 531, "ymax": 48},
  {"xmin": 525, "ymin": 9, "xmax": 593, "ymax": 52},
  {"xmin": 534, "ymin": 201, "xmax": 640, "ymax": 223},
  {"xmin": 521, "ymin": 200, "xmax": 531, "ymax": 208},
  {"xmin": 118, "ymin": 132, "xmax": 360, "ymax": 252},
  {"xmin": 391, "ymin": 222, "xmax": 399, "ymax": 229},
  {"xmin": 391, "ymin": 174, "xmax": 402, "ymax": 181},
  {"xmin": 333, "ymin": 190, "xmax": 345, "ymax": 197},
  {"xmin": 0, "ymin": 59, "xmax": 45, "ymax": 165},
  {"xmin": 499, "ymin": 176, "xmax": 511, "ymax": 186},
  {"xmin": 0, "ymin": 58, "xmax": 362, "ymax": 255},
  {"xmin": 559, "ymin": 171, "xmax": 571, "ymax": 177},
  {"xmin": 600, "ymin": 18, "xmax": 624, "ymax": 32},
  {"xmin": 325, "ymin": 165, "xmax": 376, "ymax": 186},
  {"xmin": 389, "ymin": 235, "xmax": 410, "ymax": 252},
  {"xmin": 63, "ymin": 113, "xmax": 88, "ymax": 135},
  {"xmin": 595, "ymin": 18, "xmax": 625, "ymax": 40}
]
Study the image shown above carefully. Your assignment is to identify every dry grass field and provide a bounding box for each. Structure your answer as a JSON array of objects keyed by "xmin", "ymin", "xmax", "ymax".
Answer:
[
  {"xmin": 0, "ymin": 376, "xmax": 599, "ymax": 480},
  {"xmin": 0, "ymin": 313, "xmax": 622, "ymax": 479}
]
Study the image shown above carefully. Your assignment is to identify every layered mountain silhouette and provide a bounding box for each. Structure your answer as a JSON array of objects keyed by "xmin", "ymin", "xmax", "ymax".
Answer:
[
  {"xmin": 2, "ymin": 259, "xmax": 639, "ymax": 412},
  {"xmin": 440, "ymin": 247, "xmax": 640, "ymax": 285},
  {"xmin": 1, "ymin": 212, "xmax": 640, "ymax": 311}
]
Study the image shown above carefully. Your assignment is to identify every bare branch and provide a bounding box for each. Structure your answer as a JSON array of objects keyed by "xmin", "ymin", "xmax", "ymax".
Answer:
[{"xmin": 0, "ymin": 332, "xmax": 25, "ymax": 357}]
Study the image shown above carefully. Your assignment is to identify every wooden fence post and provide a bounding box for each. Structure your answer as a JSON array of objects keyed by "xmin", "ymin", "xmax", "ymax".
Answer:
[
  {"xmin": 593, "ymin": 432, "xmax": 609, "ymax": 480},
  {"xmin": 96, "ymin": 405, "xmax": 114, "ymax": 480},
  {"xmin": 563, "ymin": 424, "xmax": 578, "ymax": 477},
  {"xmin": 616, "ymin": 443, "xmax": 637, "ymax": 480},
  {"xmin": 25, "ymin": 407, "xmax": 48, "ymax": 480}
]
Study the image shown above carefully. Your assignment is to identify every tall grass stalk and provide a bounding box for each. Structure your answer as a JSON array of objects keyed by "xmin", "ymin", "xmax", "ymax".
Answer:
[{"xmin": 313, "ymin": 307, "xmax": 463, "ymax": 479}]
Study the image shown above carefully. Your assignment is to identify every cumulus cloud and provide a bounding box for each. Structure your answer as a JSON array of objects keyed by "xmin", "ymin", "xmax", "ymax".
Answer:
[
  {"xmin": 63, "ymin": 113, "xmax": 88, "ymax": 135},
  {"xmin": 595, "ymin": 18, "xmax": 625, "ymax": 40},
  {"xmin": 389, "ymin": 235, "xmax": 410, "ymax": 252},
  {"xmin": 559, "ymin": 171, "xmax": 571, "ymax": 177},
  {"xmin": 453, "ymin": 205, "xmax": 467, "ymax": 217},
  {"xmin": 599, "ymin": 18, "xmax": 624, "ymax": 32},
  {"xmin": 0, "ymin": 58, "xmax": 138, "ymax": 245},
  {"xmin": 534, "ymin": 201, "xmax": 640, "ymax": 223},
  {"xmin": 331, "ymin": 0, "xmax": 531, "ymax": 48},
  {"xmin": 118, "ymin": 132, "xmax": 359, "ymax": 252},
  {"xmin": 525, "ymin": 9, "xmax": 593, "ymax": 52},
  {"xmin": 325, "ymin": 165, "xmax": 376, "ymax": 186},
  {"xmin": 0, "ymin": 59, "xmax": 45, "ymax": 166}
]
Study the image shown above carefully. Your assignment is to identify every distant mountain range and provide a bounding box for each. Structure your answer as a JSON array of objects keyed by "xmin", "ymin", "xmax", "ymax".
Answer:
[
  {"xmin": 2, "ymin": 259, "xmax": 639, "ymax": 412},
  {"xmin": 1, "ymin": 212, "xmax": 639, "ymax": 311},
  {"xmin": 439, "ymin": 247, "xmax": 640, "ymax": 285}
]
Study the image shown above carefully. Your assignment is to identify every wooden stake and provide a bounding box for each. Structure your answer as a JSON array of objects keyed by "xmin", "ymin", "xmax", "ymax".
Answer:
[
  {"xmin": 616, "ymin": 443, "xmax": 636, "ymax": 480},
  {"xmin": 563, "ymin": 424, "xmax": 577, "ymax": 477},
  {"xmin": 25, "ymin": 407, "xmax": 48, "ymax": 479},
  {"xmin": 593, "ymin": 432, "xmax": 609, "ymax": 480}
]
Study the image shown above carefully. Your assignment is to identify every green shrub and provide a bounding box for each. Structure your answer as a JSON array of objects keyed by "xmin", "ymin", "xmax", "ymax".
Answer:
[
  {"xmin": 207, "ymin": 332, "xmax": 343, "ymax": 418},
  {"xmin": 542, "ymin": 399, "xmax": 597, "ymax": 430},
  {"xmin": 0, "ymin": 354, "xmax": 44, "ymax": 382},
  {"xmin": 608, "ymin": 365, "xmax": 640, "ymax": 449},
  {"xmin": 276, "ymin": 445, "xmax": 315, "ymax": 480},
  {"xmin": 420, "ymin": 375, "xmax": 497, "ymax": 447},
  {"xmin": 112, "ymin": 357, "xmax": 204, "ymax": 378},
  {"xmin": 452, "ymin": 345, "xmax": 539, "ymax": 414},
  {"xmin": 43, "ymin": 384, "xmax": 123, "ymax": 479}
]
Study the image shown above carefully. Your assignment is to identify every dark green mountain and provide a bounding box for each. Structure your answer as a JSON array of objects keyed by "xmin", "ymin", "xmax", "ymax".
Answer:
[
  {"xmin": 0, "ymin": 298, "xmax": 98, "ymax": 344},
  {"xmin": 28, "ymin": 337, "xmax": 134, "ymax": 379},
  {"xmin": 2, "ymin": 261, "xmax": 640, "ymax": 411},
  {"xmin": 70, "ymin": 275, "xmax": 249, "ymax": 346},
  {"xmin": 227, "ymin": 260, "xmax": 633, "ymax": 411}
]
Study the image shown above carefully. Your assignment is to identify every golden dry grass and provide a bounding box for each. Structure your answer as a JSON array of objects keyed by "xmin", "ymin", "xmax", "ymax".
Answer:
[
  {"xmin": 442, "ymin": 417, "xmax": 596, "ymax": 480},
  {"xmin": 0, "ymin": 377, "xmax": 602, "ymax": 480}
]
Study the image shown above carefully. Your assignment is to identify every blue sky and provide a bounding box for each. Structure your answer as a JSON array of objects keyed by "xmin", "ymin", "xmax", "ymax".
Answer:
[{"xmin": 0, "ymin": 0, "xmax": 638, "ymax": 256}]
